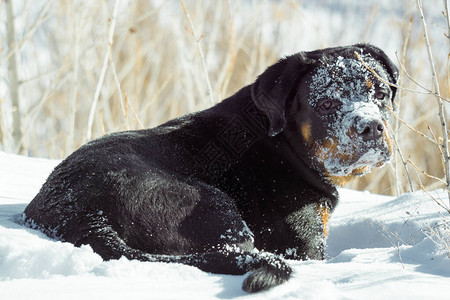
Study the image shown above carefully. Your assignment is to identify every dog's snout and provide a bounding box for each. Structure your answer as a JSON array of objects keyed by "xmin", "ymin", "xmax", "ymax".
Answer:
[{"xmin": 359, "ymin": 119, "xmax": 384, "ymax": 141}]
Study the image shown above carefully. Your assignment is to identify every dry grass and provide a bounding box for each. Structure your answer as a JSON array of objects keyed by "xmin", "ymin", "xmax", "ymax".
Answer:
[
  {"xmin": 424, "ymin": 219, "xmax": 450, "ymax": 257},
  {"xmin": 0, "ymin": 0, "xmax": 449, "ymax": 197}
]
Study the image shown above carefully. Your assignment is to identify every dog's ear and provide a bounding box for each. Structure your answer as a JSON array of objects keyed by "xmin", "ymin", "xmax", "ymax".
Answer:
[
  {"xmin": 356, "ymin": 43, "xmax": 399, "ymax": 102},
  {"xmin": 251, "ymin": 54, "xmax": 314, "ymax": 137}
]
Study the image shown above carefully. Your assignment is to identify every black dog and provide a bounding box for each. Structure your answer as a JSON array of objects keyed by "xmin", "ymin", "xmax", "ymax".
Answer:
[{"xmin": 22, "ymin": 44, "xmax": 398, "ymax": 293}]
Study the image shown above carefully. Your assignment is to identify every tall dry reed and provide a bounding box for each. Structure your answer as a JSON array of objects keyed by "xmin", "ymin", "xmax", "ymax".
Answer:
[{"xmin": 1, "ymin": 0, "xmax": 449, "ymax": 198}]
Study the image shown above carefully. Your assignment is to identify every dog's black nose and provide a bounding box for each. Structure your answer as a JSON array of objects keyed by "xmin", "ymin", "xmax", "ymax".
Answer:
[{"xmin": 360, "ymin": 119, "xmax": 384, "ymax": 141}]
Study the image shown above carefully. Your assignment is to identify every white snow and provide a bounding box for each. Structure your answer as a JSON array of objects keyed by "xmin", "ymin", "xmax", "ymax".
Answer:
[{"xmin": 1, "ymin": 151, "xmax": 449, "ymax": 300}]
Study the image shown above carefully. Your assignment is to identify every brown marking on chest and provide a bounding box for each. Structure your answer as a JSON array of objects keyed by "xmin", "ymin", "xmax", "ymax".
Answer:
[{"xmin": 317, "ymin": 203, "xmax": 330, "ymax": 238}]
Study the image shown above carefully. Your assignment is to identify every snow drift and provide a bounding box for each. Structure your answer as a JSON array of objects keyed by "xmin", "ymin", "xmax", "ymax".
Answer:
[{"xmin": 0, "ymin": 152, "xmax": 449, "ymax": 299}]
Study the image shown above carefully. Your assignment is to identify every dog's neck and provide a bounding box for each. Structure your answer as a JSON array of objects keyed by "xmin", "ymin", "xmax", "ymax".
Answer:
[
  {"xmin": 205, "ymin": 88, "xmax": 338, "ymax": 201},
  {"xmin": 274, "ymin": 134, "xmax": 338, "ymax": 199}
]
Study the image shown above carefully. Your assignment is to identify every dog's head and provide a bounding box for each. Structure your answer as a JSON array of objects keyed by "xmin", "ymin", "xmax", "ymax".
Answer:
[{"xmin": 251, "ymin": 44, "xmax": 399, "ymax": 184}]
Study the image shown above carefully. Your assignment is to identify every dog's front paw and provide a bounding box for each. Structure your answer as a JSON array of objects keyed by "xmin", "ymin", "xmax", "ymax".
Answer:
[{"xmin": 242, "ymin": 263, "xmax": 292, "ymax": 293}]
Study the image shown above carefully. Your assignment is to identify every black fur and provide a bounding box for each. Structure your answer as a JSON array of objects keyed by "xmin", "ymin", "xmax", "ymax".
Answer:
[{"xmin": 22, "ymin": 44, "xmax": 398, "ymax": 293}]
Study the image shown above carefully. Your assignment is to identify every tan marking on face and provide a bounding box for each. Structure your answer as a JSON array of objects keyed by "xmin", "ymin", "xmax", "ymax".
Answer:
[
  {"xmin": 315, "ymin": 131, "xmax": 356, "ymax": 167},
  {"xmin": 300, "ymin": 122, "xmax": 312, "ymax": 145},
  {"xmin": 313, "ymin": 126, "xmax": 373, "ymax": 186},
  {"xmin": 314, "ymin": 137, "xmax": 356, "ymax": 186},
  {"xmin": 366, "ymin": 79, "xmax": 373, "ymax": 89},
  {"xmin": 346, "ymin": 127, "xmax": 358, "ymax": 139},
  {"xmin": 315, "ymin": 137, "xmax": 339, "ymax": 161}
]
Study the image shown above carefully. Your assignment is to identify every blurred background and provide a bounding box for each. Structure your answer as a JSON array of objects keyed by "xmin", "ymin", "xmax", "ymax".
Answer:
[{"xmin": 0, "ymin": 0, "xmax": 449, "ymax": 196}]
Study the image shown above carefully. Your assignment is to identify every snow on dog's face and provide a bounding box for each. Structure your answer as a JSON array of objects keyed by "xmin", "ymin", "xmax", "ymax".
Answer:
[{"xmin": 299, "ymin": 53, "xmax": 394, "ymax": 185}]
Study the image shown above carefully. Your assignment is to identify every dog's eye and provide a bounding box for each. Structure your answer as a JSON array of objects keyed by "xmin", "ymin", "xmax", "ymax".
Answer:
[
  {"xmin": 374, "ymin": 92, "xmax": 386, "ymax": 100},
  {"xmin": 319, "ymin": 100, "xmax": 335, "ymax": 111}
]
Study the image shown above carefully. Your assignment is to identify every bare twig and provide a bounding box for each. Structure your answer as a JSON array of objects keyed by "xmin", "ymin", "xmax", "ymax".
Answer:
[
  {"xmin": 356, "ymin": 51, "xmax": 450, "ymax": 104},
  {"xmin": 99, "ymin": 109, "xmax": 106, "ymax": 136},
  {"xmin": 355, "ymin": 52, "xmax": 412, "ymax": 92},
  {"xmin": 110, "ymin": 56, "xmax": 129, "ymax": 130},
  {"xmin": 86, "ymin": 0, "xmax": 121, "ymax": 141},
  {"xmin": 0, "ymin": 98, "xmax": 10, "ymax": 151},
  {"xmin": 180, "ymin": 0, "xmax": 214, "ymax": 106},
  {"xmin": 67, "ymin": 2, "xmax": 81, "ymax": 156},
  {"xmin": 447, "ymin": 53, "xmax": 450, "ymax": 105},
  {"xmin": 218, "ymin": 0, "xmax": 237, "ymax": 98},
  {"xmin": 386, "ymin": 105, "xmax": 439, "ymax": 145},
  {"xmin": 396, "ymin": 17, "xmax": 413, "ymax": 106},
  {"xmin": 419, "ymin": 184, "xmax": 450, "ymax": 213},
  {"xmin": 392, "ymin": 17, "xmax": 413, "ymax": 196},
  {"xmin": 394, "ymin": 52, "xmax": 449, "ymax": 101},
  {"xmin": 428, "ymin": 125, "xmax": 445, "ymax": 164},
  {"xmin": 6, "ymin": 0, "xmax": 21, "ymax": 153},
  {"xmin": 417, "ymin": 0, "xmax": 450, "ymax": 207},
  {"xmin": 388, "ymin": 125, "xmax": 414, "ymax": 193},
  {"xmin": 124, "ymin": 93, "xmax": 144, "ymax": 129},
  {"xmin": 0, "ymin": 1, "xmax": 52, "ymax": 67},
  {"xmin": 408, "ymin": 159, "xmax": 447, "ymax": 184},
  {"xmin": 369, "ymin": 219, "xmax": 411, "ymax": 247},
  {"xmin": 445, "ymin": 0, "xmax": 450, "ymax": 44}
]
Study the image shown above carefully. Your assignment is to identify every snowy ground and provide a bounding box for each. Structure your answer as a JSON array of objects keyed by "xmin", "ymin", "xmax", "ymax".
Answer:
[{"xmin": 0, "ymin": 151, "xmax": 449, "ymax": 300}]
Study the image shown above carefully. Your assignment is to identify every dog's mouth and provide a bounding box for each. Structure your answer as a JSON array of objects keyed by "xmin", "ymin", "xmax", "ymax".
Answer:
[
  {"xmin": 338, "ymin": 145, "xmax": 391, "ymax": 174},
  {"xmin": 312, "ymin": 134, "xmax": 392, "ymax": 185}
]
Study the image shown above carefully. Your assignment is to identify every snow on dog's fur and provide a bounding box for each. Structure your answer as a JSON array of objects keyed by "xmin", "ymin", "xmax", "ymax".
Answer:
[{"xmin": 307, "ymin": 54, "xmax": 394, "ymax": 183}]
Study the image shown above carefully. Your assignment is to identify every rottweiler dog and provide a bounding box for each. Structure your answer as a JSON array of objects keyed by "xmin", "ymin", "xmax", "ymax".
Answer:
[{"xmin": 22, "ymin": 44, "xmax": 398, "ymax": 292}]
